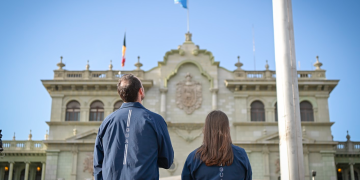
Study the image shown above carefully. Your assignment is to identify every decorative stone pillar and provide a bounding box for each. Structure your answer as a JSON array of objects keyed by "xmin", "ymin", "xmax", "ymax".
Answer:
[
  {"xmin": 24, "ymin": 161, "xmax": 30, "ymax": 180},
  {"xmin": 210, "ymin": 88, "xmax": 218, "ymax": 110},
  {"xmin": 303, "ymin": 145, "xmax": 310, "ymax": 179},
  {"xmin": 262, "ymin": 145, "xmax": 270, "ymax": 180},
  {"xmin": 41, "ymin": 162, "xmax": 46, "ymax": 180},
  {"xmin": 265, "ymin": 108, "xmax": 272, "ymax": 122},
  {"xmin": 350, "ymin": 163, "xmax": 355, "ymax": 180},
  {"xmin": 80, "ymin": 104, "xmax": 88, "ymax": 122},
  {"xmin": 71, "ymin": 147, "xmax": 78, "ymax": 180},
  {"xmin": 160, "ymin": 88, "xmax": 168, "ymax": 119},
  {"xmin": 8, "ymin": 161, "xmax": 14, "ymax": 180}
]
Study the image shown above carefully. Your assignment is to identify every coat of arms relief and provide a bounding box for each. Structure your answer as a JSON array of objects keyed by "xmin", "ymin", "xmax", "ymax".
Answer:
[{"xmin": 176, "ymin": 73, "xmax": 202, "ymax": 114}]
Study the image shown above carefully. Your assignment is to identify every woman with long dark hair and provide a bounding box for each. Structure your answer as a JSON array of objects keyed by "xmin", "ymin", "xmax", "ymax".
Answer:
[{"xmin": 181, "ymin": 110, "xmax": 252, "ymax": 180}]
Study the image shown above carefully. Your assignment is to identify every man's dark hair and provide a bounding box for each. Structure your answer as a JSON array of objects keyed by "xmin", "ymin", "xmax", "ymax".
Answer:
[{"xmin": 117, "ymin": 74, "xmax": 142, "ymax": 102}]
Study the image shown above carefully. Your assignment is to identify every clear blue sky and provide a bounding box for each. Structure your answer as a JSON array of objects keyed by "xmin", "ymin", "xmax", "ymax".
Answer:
[{"xmin": 0, "ymin": 0, "xmax": 359, "ymax": 141}]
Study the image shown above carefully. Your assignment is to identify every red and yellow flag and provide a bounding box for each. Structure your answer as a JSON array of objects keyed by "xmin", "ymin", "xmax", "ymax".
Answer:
[{"xmin": 121, "ymin": 33, "xmax": 126, "ymax": 67}]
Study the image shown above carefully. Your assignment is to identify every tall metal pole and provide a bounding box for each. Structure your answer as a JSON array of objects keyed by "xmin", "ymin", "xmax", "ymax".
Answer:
[
  {"xmin": 272, "ymin": 0, "xmax": 305, "ymax": 179},
  {"xmin": 187, "ymin": 0, "xmax": 190, "ymax": 32}
]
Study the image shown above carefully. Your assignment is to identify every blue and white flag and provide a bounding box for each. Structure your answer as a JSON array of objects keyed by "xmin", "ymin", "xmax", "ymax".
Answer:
[{"xmin": 174, "ymin": 0, "xmax": 187, "ymax": 9}]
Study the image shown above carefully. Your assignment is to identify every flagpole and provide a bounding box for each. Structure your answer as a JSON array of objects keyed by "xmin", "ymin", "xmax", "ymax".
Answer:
[{"xmin": 187, "ymin": 0, "xmax": 189, "ymax": 32}]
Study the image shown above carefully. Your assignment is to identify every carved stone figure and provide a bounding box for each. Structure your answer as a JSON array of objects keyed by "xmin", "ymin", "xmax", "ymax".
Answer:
[
  {"xmin": 83, "ymin": 153, "xmax": 94, "ymax": 176},
  {"xmin": 176, "ymin": 73, "xmax": 202, "ymax": 114}
]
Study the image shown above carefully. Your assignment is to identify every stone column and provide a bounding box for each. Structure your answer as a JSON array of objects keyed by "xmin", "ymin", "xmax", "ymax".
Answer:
[
  {"xmin": 80, "ymin": 105, "xmax": 88, "ymax": 122},
  {"xmin": 41, "ymin": 162, "xmax": 46, "ymax": 180},
  {"xmin": 210, "ymin": 88, "xmax": 218, "ymax": 110},
  {"xmin": 350, "ymin": 163, "xmax": 355, "ymax": 180},
  {"xmin": 303, "ymin": 146, "xmax": 310, "ymax": 179},
  {"xmin": 262, "ymin": 145, "xmax": 270, "ymax": 180},
  {"xmin": 71, "ymin": 148, "xmax": 78, "ymax": 180},
  {"xmin": 160, "ymin": 88, "xmax": 168, "ymax": 119},
  {"xmin": 0, "ymin": 165, "xmax": 4, "ymax": 180},
  {"xmin": 272, "ymin": 0, "xmax": 305, "ymax": 179},
  {"xmin": 265, "ymin": 108, "xmax": 272, "ymax": 122},
  {"xmin": 24, "ymin": 162, "xmax": 30, "ymax": 180},
  {"xmin": 45, "ymin": 150, "xmax": 60, "ymax": 180},
  {"xmin": 8, "ymin": 162, "xmax": 14, "ymax": 180}
]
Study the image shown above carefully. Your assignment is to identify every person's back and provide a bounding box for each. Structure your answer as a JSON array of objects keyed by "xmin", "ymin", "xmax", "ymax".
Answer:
[
  {"xmin": 181, "ymin": 110, "xmax": 252, "ymax": 180},
  {"xmin": 94, "ymin": 74, "xmax": 174, "ymax": 180}
]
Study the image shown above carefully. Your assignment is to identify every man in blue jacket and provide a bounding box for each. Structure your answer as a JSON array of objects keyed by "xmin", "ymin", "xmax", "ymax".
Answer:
[{"xmin": 93, "ymin": 74, "xmax": 174, "ymax": 180}]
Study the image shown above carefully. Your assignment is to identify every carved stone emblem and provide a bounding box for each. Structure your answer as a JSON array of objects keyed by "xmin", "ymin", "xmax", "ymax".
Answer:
[
  {"xmin": 176, "ymin": 73, "xmax": 202, "ymax": 114},
  {"xmin": 83, "ymin": 153, "xmax": 94, "ymax": 176}
]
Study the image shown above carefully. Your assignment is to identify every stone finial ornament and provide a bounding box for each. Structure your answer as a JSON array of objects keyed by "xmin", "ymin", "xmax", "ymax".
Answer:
[
  {"xmin": 28, "ymin": 130, "xmax": 32, "ymax": 141},
  {"xmin": 185, "ymin": 32, "xmax": 192, "ymax": 42},
  {"xmin": 86, "ymin": 60, "xmax": 90, "ymax": 70},
  {"xmin": 313, "ymin": 56, "xmax": 323, "ymax": 70},
  {"xmin": 134, "ymin": 56, "xmax": 143, "ymax": 70},
  {"xmin": 235, "ymin": 56, "xmax": 243, "ymax": 70},
  {"xmin": 346, "ymin": 130, "xmax": 351, "ymax": 141},
  {"xmin": 265, "ymin": 60, "xmax": 269, "ymax": 70},
  {"xmin": 56, "ymin": 56, "xmax": 65, "ymax": 70},
  {"xmin": 13, "ymin": 132, "xmax": 16, "ymax": 141},
  {"xmin": 109, "ymin": 60, "xmax": 113, "ymax": 70},
  {"xmin": 45, "ymin": 130, "xmax": 49, "ymax": 140}
]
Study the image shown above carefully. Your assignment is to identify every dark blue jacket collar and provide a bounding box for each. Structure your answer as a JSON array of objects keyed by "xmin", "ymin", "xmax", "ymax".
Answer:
[{"xmin": 120, "ymin": 102, "xmax": 145, "ymax": 109}]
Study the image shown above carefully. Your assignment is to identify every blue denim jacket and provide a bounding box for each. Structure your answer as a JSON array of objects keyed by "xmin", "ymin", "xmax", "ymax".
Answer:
[{"xmin": 94, "ymin": 102, "xmax": 174, "ymax": 180}]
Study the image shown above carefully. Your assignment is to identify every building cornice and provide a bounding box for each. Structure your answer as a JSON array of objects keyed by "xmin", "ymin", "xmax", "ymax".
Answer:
[
  {"xmin": 46, "ymin": 121, "xmax": 102, "ymax": 126},
  {"xmin": 233, "ymin": 122, "xmax": 335, "ymax": 126},
  {"xmin": 233, "ymin": 141, "xmax": 338, "ymax": 145},
  {"xmin": 225, "ymin": 79, "xmax": 339, "ymax": 93}
]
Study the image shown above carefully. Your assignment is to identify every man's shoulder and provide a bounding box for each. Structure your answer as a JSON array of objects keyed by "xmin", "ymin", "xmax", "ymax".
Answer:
[{"xmin": 142, "ymin": 108, "xmax": 165, "ymax": 121}]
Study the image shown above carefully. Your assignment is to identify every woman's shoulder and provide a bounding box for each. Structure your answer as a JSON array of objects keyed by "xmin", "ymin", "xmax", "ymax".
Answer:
[
  {"xmin": 231, "ymin": 144, "xmax": 248, "ymax": 158},
  {"xmin": 186, "ymin": 148, "xmax": 199, "ymax": 160}
]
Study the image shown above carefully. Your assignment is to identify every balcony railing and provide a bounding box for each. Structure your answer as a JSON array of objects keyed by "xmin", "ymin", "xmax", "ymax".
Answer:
[
  {"xmin": 234, "ymin": 70, "xmax": 325, "ymax": 80},
  {"xmin": 54, "ymin": 70, "xmax": 145, "ymax": 80},
  {"xmin": 335, "ymin": 141, "xmax": 360, "ymax": 153},
  {"xmin": 2, "ymin": 140, "xmax": 46, "ymax": 151}
]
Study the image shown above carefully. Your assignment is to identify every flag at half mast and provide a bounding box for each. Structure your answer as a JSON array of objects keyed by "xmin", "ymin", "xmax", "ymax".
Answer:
[
  {"xmin": 174, "ymin": 0, "xmax": 187, "ymax": 9},
  {"xmin": 122, "ymin": 33, "xmax": 126, "ymax": 67}
]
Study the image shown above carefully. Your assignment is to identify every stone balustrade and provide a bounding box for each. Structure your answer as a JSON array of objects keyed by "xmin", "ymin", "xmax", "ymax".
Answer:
[
  {"xmin": 54, "ymin": 69, "xmax": 325, "ymax": 81},
  {"xmin": 2, "ymin": 140, "xmax": 46, "ymax": 151},
  {"xmin": 54, "ymin": 70, "xmax": 145, "ymax": 80},
  {"xmin": 335, "ymin": 141, "xmax": 360, "ymax": 153},
  {"xmin": 234, "ymin": 70, "xmax": 325, "ymax": 80}
]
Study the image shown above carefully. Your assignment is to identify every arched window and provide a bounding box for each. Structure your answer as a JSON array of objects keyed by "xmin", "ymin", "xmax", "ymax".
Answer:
[
  {"xmin": 90, "ymin": 101, "xmax": 104, "ymax": 121},
  {"xmin": 275, "ymin": 103, "xmax": 278, "ymax": 122},
  {"xmin": 300, "ymin": 101, "xmax": 314, "ymax": 121},
  {"xmin": 66, "ymin": 101, "xmax": 80, "ymax": 121},
  {"xmin": 251, "ymin": 101, "xmax": 265, "ymax": 121},
  {"xmin": 113, "ymin": 100, "xmax": 123, "ymax": 112}
]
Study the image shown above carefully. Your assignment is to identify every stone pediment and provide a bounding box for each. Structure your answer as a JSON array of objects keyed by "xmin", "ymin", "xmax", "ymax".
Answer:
[
  {"xmin": 66, "ymin": 129, "xmax": 98, "ymax": 141},
  {"xmin": 255, "ymin": 131, "xmax": 315, "ymax": 143}
]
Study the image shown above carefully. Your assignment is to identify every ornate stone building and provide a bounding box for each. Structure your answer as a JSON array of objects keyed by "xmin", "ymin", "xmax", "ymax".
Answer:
[{"xmin": 0, "ymin": 33, "xmax": 359, "ymax": 180}]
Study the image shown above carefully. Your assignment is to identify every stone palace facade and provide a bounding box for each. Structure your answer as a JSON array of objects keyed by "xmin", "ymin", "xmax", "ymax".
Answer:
[{"xmin": 1, "ymin": 33, "xmax": 360, "ymax": 180}]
